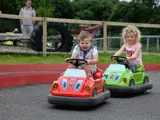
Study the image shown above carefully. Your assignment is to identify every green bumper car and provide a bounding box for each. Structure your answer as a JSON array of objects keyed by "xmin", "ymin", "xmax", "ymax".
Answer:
[{"xmin": 103, "ymin": 56, "xmax": 153, "ymax": 94}]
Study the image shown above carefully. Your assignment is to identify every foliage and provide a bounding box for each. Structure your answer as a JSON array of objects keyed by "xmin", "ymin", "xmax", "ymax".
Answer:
[
  {"xmin": 71, "ymin": 0, "xmax": 118, "ymax": 20},
  {"xmin": 0, "ymin": 0, "xmax": 160, "ymax": 34},
  {"xmin": 33, "ymin": 0, "xmax": 55, "ymax": 17},
  {"xmin": 51, "ymin": 0, "xmax": 73, "ymax": 18}
]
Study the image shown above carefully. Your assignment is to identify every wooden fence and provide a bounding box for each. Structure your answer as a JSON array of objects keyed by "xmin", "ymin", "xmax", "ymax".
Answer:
[{"xmin": 1, "ymin": 13, "xmax": 160, "ymax": 56}]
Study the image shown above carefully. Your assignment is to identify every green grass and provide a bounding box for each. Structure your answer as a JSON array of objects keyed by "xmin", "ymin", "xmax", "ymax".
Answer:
[{"xmin": 0, "ymin": 53, "xmax": 159, "ymax": 64}]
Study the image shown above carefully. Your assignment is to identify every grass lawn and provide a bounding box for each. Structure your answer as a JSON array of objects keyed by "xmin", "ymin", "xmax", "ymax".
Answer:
[{"xmin": 0, "ymin": 53, "xmax": 159, "ymax": 64}]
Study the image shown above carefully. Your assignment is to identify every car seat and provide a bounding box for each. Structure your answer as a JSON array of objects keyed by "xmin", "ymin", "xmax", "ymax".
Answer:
[
  {"xmin": 93, "ymin": 69, "xmax": 103, "ymax": 79},
  {"xmin": 135, "ymin": 65, "xmax": 145, "ymax": 72}
]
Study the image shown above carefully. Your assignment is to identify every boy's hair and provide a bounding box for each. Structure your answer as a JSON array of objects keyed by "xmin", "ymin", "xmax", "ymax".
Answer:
[
  {"xmin": 122, "ymin": 25, "xmax": 141, "ymax": 43},
  {"xmin": 78, "ymin": 31, "xmax": 92, "ymax": 42}
]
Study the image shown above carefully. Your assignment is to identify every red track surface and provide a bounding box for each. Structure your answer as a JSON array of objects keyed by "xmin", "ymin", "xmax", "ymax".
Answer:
[{"xmin": 0, "ymin": 64, "xmax": 159, "ymax": 88}]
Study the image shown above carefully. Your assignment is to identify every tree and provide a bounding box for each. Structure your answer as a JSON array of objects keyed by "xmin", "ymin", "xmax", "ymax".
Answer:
[
  {"xmin": 71, "ymin": 0, "xmax": 118, "ymax": 20},
  {"xmin": 33, "ymin": 0, "xmax": 55, "ymax": 17},
  {"xmin": 51, "ymin": 0, "xmax": 73, "ymax": 18}
]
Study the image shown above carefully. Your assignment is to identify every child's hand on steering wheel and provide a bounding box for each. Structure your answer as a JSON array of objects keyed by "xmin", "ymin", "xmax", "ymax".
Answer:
[
  {"xmin": 126, "ymin": 57, "xmax": 130, "ymax": 60},
  {"xmin": 65, "ymin": 58, "xmax": 70, "ymax": 62},
  {"xmin": 111, "ymin": 56, "xmax": 117, "ymax": 61},
  {"xmin": 86, "ymin": 60, "xmax": 90, "ymax": 64}
]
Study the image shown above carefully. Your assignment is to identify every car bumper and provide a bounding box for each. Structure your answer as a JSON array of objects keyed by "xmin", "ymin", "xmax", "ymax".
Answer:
[
  {"xmin": 48, "ymin": 90, "xmax": 110, "ymax": 107},
  {"xmin": 105, "ymin": 82, "xmax": 153, "ymax": 94}
]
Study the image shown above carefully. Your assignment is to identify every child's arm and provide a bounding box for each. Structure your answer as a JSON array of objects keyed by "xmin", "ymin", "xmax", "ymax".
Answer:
[
  {"xmin": 71, "ymin": 53, "xmax": 78, "ymax": 59},
  {"xmin": 65, "ymin": 45, "xmax": 78, "ymax": 61},
  {"xmin": 87, "ymin": 55, "xmax": 98, "ymax": 65},
  {"xmin": 87, "ymin": 47, "xmax": 98, "ymax": 64},
  {"xmin": 71, "ymin": 45, "xmax": 79, "ymax": 58},
  {"xmin": 66, "ymin": 53, "xmax": 78, "ymax": 61},
  {"xmin": 127, "ymin": 43, "xmax": 141, "ymax": 60},
  {"xmin": 114, "ymin": 44, "xmax": 126, "ymax": 56}
]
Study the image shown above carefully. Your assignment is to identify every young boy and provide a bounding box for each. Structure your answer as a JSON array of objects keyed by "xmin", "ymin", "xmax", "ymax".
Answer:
[{"xmin": 67, "ymin": 30, "xmax": 98, "ymax": 76}]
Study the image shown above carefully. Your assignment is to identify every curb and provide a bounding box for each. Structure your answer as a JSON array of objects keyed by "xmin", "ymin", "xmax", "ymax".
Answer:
[
  {"xmin": 0, "ymin": 64, "xmax": 159, "ymax": 88},
  {"xmin": 0, "ymin": 72, "xmax": 61, "ymax": 88}
]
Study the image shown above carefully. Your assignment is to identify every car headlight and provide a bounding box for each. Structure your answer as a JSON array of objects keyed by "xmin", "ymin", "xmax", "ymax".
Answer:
[
  {"xmin": 123, "ymin": 78, "xmax": 127, "ymax": 83},
  {"xmin": 53, "ymin": 84, "xmax": 58, "ymax": 90},
  {"xmin": 85, "ymin": 86, "xmax": 90, "ymax": 93}
]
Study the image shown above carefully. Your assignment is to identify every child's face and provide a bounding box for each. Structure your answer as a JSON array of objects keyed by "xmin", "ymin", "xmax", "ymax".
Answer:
[
  {"xmin": 125, "ymin": 32, "xmax": 136, "ymax": 45},
  {"xmin": 79, "ymin": 38, "xmax": 92, "ymax": 51}
]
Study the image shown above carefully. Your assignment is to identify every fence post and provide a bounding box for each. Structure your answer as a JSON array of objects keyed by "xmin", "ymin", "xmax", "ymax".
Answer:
[
  {"xmin": 146, "ymin": 37, "xmax": 149, "ymax": 52},
  {"xmin": 103, "ymin": 21, "xmax": 107, "ymax": 53},
  {"xmin": 120, "ymin": 38, "xmax": 123, "ymax": 47},
  {"xmin": 157, "ymin": 37, "xmax": 159, "ymax": 52},
  {"xmin": 42, "ymin": 18, "xmax": 47, "ymax": 56}
]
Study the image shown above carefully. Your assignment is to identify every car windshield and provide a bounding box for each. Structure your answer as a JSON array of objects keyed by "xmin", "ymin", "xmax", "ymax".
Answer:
[
  {"xmin": 107, "ymin": 64, "xmax": 125, "ymax": 71},
  {"xmin": 63, "ymin": 69, "xmax": 86, "ymax": 78}
]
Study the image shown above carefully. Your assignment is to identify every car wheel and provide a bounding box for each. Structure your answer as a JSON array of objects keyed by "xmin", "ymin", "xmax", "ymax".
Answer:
[
  {"xmin": 92, "ymin": 88, "xmax": 97, "ymax": 97},
  {"xmin": 30, "ymin": 22, "xmax": 73, "ymax": 52},
  {"xmin": 143, "ymin": 77, "xmax": 149, "ymax": 84},
  {"xmin": 129, "ymin": 80, "xmax": 134, "ymax": 87}
]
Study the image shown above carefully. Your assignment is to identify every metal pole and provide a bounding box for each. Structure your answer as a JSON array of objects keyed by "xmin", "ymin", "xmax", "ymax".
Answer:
[
  {"xmin": 43, "ymin": 18, "xmax": 47, "ymax": 56},
  {"xmin": 103, "ymin": 22, "xmax": 107, "ymax": 53}
]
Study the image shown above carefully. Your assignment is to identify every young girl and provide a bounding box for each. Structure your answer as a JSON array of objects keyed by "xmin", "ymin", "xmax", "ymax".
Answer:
[
  {"xmin": 66, "ymin": 30, "xmax": 98, "ymax": 76},
  {"xmin": 113, "ymin": 25, "xmax": 142, "ymax": 73}
]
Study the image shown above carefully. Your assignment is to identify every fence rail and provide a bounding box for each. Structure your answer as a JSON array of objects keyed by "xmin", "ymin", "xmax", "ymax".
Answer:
[{"xmin": 94, "ymin": 36, "xmax": 160, "ymax": 52}]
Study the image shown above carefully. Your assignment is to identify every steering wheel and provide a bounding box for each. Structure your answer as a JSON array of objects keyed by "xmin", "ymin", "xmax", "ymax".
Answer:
[
  {"xmin": 66, "ymin": 58, "xmax": 88, "ymax": 68},
  {"xmin": 111, "ymin": 56, "xmax": 129, "ymax": 68},
  {"xmin": 111, "ymin": 56, "xmax": 127, "ymax": 62}
]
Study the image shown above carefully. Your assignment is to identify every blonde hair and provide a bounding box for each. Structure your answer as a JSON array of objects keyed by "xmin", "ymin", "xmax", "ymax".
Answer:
[
  {"xmin": 78, "ymin": 31, "xmax": 93, "ymax": 42},
  {"xmin": 122, "ymin": 25, "xmax": 141, "ymax": 43}
]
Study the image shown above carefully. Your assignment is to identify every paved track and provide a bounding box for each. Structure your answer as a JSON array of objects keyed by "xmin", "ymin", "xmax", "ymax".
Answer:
[{"xmin": 0, "ymin": 71, "xmax": 160, "ymax": 120}]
